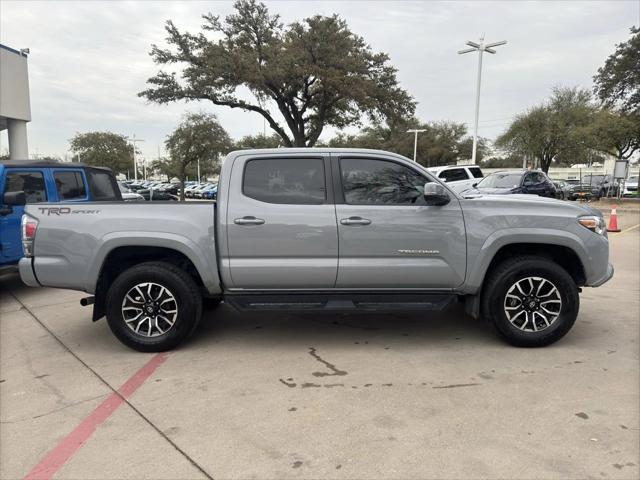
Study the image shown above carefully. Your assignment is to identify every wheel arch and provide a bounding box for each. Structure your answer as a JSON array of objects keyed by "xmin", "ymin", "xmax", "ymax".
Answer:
[
  {"xmin": 466, "ymin": 229, "xmax": 589, "ymax": 293},
  {"xmin": 89, "ymin": 236, "xmax": 220, "ymax": 321}
]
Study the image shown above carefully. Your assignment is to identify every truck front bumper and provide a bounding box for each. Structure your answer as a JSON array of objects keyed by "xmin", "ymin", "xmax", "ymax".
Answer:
[
  {"xmin": 19, "ymin": 258, "xmax": 40, "ymax": 287},
  {"xmin": 589, "ymin": 263, "xmax": 614, "ymax": 287}
]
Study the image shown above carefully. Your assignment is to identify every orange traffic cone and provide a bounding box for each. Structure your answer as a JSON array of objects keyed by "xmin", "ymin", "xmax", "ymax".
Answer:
[{"xmin": 607, "ymin": 204, "xmax": 621, "ymax": 232}]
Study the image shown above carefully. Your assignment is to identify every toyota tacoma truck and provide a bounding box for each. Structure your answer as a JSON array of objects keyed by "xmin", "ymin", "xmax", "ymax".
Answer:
[{"xmin": 16, "ymin": 148, "xmax": 613, "ymax": 351}]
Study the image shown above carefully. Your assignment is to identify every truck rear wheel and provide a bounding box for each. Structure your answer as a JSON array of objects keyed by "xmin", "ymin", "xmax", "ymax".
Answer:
[
  {"xmin": 105, "ymin": 261, "xmax": 203, "ymax": 352},
  {"xmin": 481, "ymin": 256, "xmax": 579, "ymax": 347}
]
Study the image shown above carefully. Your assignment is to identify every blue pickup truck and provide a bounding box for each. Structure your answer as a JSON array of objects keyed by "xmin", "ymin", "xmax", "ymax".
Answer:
[{"xmin": 0, "ymin": 160, "xmax": 122, "ymax": 267}]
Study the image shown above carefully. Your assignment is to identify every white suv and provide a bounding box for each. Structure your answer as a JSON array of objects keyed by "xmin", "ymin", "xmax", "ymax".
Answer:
[{"xmin": 427, "ymin": 165, "xmax": 485, "ymax": 193}]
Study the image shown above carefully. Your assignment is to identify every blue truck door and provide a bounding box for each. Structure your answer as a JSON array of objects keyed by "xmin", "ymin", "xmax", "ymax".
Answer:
[{"xmin": 0, "ymin": 168, "xmax": 49, "ymax": 265}]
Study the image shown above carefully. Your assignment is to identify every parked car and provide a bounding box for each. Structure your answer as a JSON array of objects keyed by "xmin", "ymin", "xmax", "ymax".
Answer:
[
  {"xmin": 118, "ymin": 182, "xmax": 145, "ymax": 202},
  {"xmin": 186, "ymin": 184, "xmax": 208, "ymax": 198},
  {"xmin": 18, "ymin": 148, "xmax": 612, "ymax": 352},
  {"xmin": 1, "ymin": 159, "xmax": 121, "ymax": 267},
  {"xmin": 568, "ymin": 174, "xmax": 617, "ymax": 200},
  {"xmin": 427, "ymin": 165, "xmax": 484, "ymax": 193},
  {"xmin": 622, "ymin": 175, "xmax": 638, "ymax": 197},
  {"xmin": 468, "ymin": 170, "xmax": 558, "ymax": 198},
  {"xmin": 193, "ymin": 184, "xmax": 215, "ymax": 199},
  {"xmin": 201, "ymin": 184, "xmax": 218, "ymax": 200},
  {"xmin": 552, "ymin": 180, "xmax": 571, "ymax": 200},
  {"xmin": 137, "ymin": 188, "xmax": 179, "ymax": 201},
  {"xmin": 157, "ymin": 183, "xmax": 180, "ymax": 195}
]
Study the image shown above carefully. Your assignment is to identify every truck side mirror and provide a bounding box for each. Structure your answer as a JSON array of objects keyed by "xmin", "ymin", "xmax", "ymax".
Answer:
[
  {"xmin": 2, "ymin": 191, "xmax": 26, "ymax": 206},
  {"xmin": 424, "ymin": 183, "xmax": 450, "ymax": 206}
]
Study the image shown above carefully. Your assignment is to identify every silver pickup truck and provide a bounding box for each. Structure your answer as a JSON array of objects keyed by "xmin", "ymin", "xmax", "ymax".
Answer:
[{"xmin": 17, "ymin": 148, "xmax": 613, "ymax": 351}]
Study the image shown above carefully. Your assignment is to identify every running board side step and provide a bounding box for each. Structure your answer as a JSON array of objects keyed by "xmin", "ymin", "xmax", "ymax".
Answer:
[{"xmin": 225, "ymin": 293, "xmax": 455, "ymax": 312}]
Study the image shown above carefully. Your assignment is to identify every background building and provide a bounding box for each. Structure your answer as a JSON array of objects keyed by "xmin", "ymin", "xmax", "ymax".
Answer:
[{"xmin": 0, "ymin": 44, "xmax": 31, "ymax": 159}]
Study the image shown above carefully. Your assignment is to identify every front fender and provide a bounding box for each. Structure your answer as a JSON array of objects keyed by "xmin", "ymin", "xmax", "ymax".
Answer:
[{"xmin": 462, "ymin": 228, "xmax": 591, "ymax": 294}]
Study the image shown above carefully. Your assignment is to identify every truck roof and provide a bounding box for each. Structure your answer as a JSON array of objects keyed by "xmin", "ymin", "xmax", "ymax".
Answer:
[
  {"xmin": 226, "ymin": 147, "xmax": 411, "ymax": 161},
  {"xmin": 0, "ymin": 159, "xmax": 113, "ymax": 172},
  {"xmin": 427, "ymin": 164, "xmax": 482, "ymax": 173}
]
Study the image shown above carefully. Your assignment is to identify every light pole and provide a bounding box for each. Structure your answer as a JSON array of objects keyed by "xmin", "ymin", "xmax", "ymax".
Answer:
[
  {"xmin": 407, "ymin": 129, "xmax": 426, "ymax": 162},
  {"xmin": 129, "ymin": 135, "xmax": 145, "ymax": 181},
  {"xmin": 458, "ymin": 36, "xmax": 507, "ymax": 164}
]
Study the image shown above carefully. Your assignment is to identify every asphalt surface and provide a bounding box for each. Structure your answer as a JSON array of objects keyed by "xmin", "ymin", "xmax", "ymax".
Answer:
[{"xmin": 1, "ymin": 211, "xmax": 638, "ymax": 480}]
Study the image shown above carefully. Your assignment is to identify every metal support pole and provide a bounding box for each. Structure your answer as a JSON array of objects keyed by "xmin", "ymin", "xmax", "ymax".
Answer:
[
  {"xmin": 406, "ymin": 129, "xmax": 426, "ymax": 162},
  {"xmin": 471, "ymin": 48, "xmax": 483, "ymax": 165},
  {"xmin": 458, "ymin": 37, "xmax": 507, "ymax": 165}
]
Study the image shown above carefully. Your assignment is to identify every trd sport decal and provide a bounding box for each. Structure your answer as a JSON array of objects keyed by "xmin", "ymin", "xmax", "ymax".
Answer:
[{"xmin": 37, "ymin": 207, "xmax": 101, "ymax": 216}]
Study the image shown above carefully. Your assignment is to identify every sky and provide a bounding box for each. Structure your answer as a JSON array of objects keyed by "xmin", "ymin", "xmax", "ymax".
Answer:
[{"xmin": 0, "ymin": 0, "xmax": 638, "ymax": 161}]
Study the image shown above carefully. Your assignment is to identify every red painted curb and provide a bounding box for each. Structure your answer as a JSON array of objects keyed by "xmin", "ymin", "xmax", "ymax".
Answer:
[{"xmin": 23, "ymin": 352, "xmax": 168, "ymax": 480}]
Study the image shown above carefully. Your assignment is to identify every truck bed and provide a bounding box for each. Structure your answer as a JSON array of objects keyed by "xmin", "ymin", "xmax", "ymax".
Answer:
[{"xmin": 22, "ymin": 202, "xmax": 220, "ymax": 295}]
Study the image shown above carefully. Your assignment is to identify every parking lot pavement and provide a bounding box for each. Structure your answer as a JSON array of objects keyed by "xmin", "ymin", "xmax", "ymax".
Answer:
[{"xmin": 1, "ymin": 212, "xmax": 638, "ymax": 480}]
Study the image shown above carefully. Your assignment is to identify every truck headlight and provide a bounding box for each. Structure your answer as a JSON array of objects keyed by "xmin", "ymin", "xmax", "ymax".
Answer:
[{"xmin": 578, "ymin": 215, "xmax": 606, "ymax": 235}]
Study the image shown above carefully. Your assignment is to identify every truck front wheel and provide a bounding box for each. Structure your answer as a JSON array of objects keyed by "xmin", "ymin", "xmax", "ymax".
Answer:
[
  {"xmin": 105, "ymin": 261, "xmax": 203, "ymax": 352},
  {"xmin": 481, "ymin": 256, "xmax": 579, "ymax": 347}
]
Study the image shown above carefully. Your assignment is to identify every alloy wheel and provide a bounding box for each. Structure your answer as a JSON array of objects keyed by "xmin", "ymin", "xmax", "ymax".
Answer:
[
  {"xmin": 121, "ymin": 282, "xmax": 179, "ymax": 337},
  {"xmin": 503, "ymin": 276, "xmax": 562, "ymax": 332}
]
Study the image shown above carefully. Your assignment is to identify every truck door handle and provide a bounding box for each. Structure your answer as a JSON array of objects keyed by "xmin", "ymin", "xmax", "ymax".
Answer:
[
  {"xmin": 234, "ymin": 216, "xmax": 265, "ymax": 225},
  {"xmin": 340, "ymin": 216, "xmax": 371, "ymax": 226}
]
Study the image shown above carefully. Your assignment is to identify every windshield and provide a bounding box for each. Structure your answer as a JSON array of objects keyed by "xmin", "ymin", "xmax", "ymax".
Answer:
[
  {"xmin": 627, "ymin": 176, "xmax": 638, "ymax": 183},
  {"xmin": 477, "ymin": 172, "xmax": 523, "ymax": 189}
]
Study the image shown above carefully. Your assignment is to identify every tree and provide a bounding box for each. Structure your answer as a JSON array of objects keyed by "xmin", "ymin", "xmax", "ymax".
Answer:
[
  {"xmin": 69, "ymin": 132, "xmax": 134, "ymax": 175},
  {"xmin": 140, "ymin": 0, "xmax": 415, "ymax": 147},
  {"xmin": 593, "ymin": 26, "xmax": 640, "ymax": 114},
  {"xmin": 481, "ymin": 155, "xmax": 524, "ymax": 169},
  {"xmin": 165, "ymin": 112, "xmax": 232, "ymax": 200},
  {"xmin": 233, "ymin": 133, "xmax": 282, "ymax": 149},
  {"xmin": 495, "ymin": 87, "xmax": 595, "ymax": 173},
  {"xmin": 323, "ymin": 118, "xmax": 488, "ymax": 167},
  {"xmin": 585, "ymin": 109, "xmax": 640, "ymax": 160}
]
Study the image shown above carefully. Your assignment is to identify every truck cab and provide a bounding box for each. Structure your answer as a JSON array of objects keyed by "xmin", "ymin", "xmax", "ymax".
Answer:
[{"xmin": 0, "ymin": 160, "xmax": 121, "ymax": 267}]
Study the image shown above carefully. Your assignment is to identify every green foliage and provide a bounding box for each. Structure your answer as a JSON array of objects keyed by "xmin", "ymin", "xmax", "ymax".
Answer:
[
  {"xmin": 165, "ymin": 112, "xmax": 232, "ymax": 200},
  {"xmin": 495, "ymin": 87, "xmax": 596, "ymax": 173},
  {"xmin": 585, "ymin": 109, "xmax": 640, "ymax": 160},
  {"xmin": 322, "ymin": 119, "xmax": 488, "ymax": 167},
  {"xmin": 69, "ymin": 131, "xmax": 134, "ymax": 175},
  {"xmin": 140, "ymin": 0, "xmax": 415, "ymax": 147},
  {"xmin": 481, "ymin": 155, "xmax": 524, "ymax": 169},
  {"xmin": 593, "ymin": 26, "xmax": 640, "ymax": 114},
  {"xmin": 233, "ymin": 133, "xmax": 282, "ymax": 149}
]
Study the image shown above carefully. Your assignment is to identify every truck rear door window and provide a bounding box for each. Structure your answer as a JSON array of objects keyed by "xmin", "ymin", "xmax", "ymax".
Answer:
[
  {"xmin": 3, "ymin": 171, "xmax": 47, "ymax": 203},
  {"xmin": 54, "ymin": 171, "xmax": 87, "ymax": 200},
  {"xmin": 243, "ymin": 158, "xmax": 326, "ymax": 204}
]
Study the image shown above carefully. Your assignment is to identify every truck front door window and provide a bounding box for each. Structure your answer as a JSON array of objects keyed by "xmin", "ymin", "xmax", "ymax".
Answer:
[{"xmin": 340, "ymin": 158, "xmax": 428, "ymax": 205}]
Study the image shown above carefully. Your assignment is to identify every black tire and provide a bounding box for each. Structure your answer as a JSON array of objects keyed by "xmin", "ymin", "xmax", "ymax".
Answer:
[
  {"xmin": 105, "ymin": 261, "xmax": 203, "ymax": 352},
  {"xmin": 481, "ymin": 256, "xmax": 579, "ymax": 347}
]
